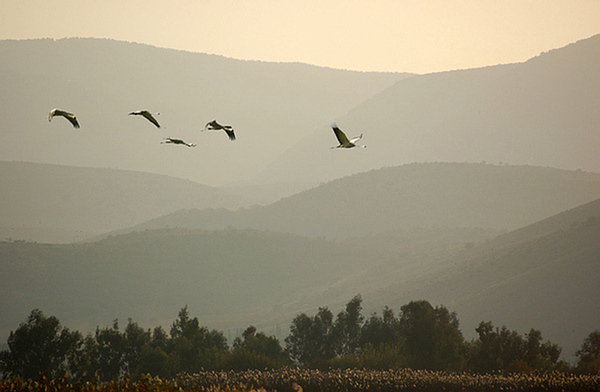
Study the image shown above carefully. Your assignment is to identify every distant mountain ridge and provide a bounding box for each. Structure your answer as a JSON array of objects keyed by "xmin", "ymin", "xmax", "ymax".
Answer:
[
  {"xmin": 0, "ymin": 161, "xmax": 252, "ymax": 243},
  {"xmin": 254, "ymin": 34, "xmax": 600, "ymax": 184},
  {"xmin": 116, "ymin": 163, "xmax": 600, "ymax": 239},
  {"xmin": 484, "ymin": 197, "xmax": 600, "ymax": 250}
]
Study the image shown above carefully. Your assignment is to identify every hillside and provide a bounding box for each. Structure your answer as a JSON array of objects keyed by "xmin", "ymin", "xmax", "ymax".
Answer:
[
  {"xmin": 1, "ymin": 199, "xmax": 597, "ymax": 362},
  {"xmin": 0, "ymin": 161, "xmax": 252, "ymax": 243},
  {"xmin": 363, "ymin": 198, "xmax": 600, "ymax": 360},
  {"xmin": 0, "ymin": 227, "xmax": 374, "ymax": 343},
  {"xmin": 254, "ymin": 34, "xmax": 600, "ymax": 184},
  {"xmin": 0, "ymin": 38, "xmax": 408, "ymax": 187},
  {"xmin": 118, "ymin": 163, "xmax": 600, "ymax": 239}
]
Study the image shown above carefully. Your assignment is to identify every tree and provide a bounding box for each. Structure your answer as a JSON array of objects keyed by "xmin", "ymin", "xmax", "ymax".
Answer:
[
  {"xmin": 334, "ymin": 295, "xmax": 364, "ymax": 356},
  {"xmin": 398, "ymin": 300, "xmax": 465, "ymax": 371},
  {"xmin": 468, "ymin": 321, "xmax": 523, "ymax": 373},
  {"xmin": 68, "ymin": 333, "xmax": 99, "ymax": 382},
  {"xmin": 135, "ymin": 326, "xmax": 171, "ymax": 378},
  {"xmin": 285, "ymin": 307, "xmax": 336, "ymax": 367},
  {"xmin": 468, "ymin": 321, "xmax": 563, "ymax": 374},
  {"xmin": 93, "ymin": 320, "xmax": 127, "ymax": 381},
  {"xmin": 576, "ymin": 330, "xmax": 600, "ymax": 374},
  {"xmin": 226, "ymin": 326, "xmax": 290, "ymax": 370},
  {"xmin": 338, "ymin": 306, "xmax": 405, "ymax": 370},
  {"xmin": 523, "ymin": 328, "xmax": 561, "ymax": 371},
  {"xmin": 0, "ymin": 309, "xmax": 81, "ymax": 380},
  {"xmin": 122, "ymin": 319, "xmax": 151, "ymax": 378},
  {"xmin": 168, "ymin": 306, "xmax": 203, "ymax": 373},
  {"xmin": 360, "ymin": 306, "xmax": 400, "ymax": 349},
  {"xmin": 137, "ymin": 344, "xmax": 170, "ymax": 378},
  {"xmin": 168, "ymin": 306, "xmax": 228, "ymax": 372},
  {"xmin": 68, "ymin": 319, "xmax": 157, "ymax": 381}
]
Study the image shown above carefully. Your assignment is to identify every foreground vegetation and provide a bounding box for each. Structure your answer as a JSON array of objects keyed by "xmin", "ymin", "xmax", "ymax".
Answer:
[
  {"xmin": 2, "ymin": 369, "xmax": 600, "ymax": 392},
  {"xmin": 1, "ymin": 297, "xmax": 599, "ymax": 383}
]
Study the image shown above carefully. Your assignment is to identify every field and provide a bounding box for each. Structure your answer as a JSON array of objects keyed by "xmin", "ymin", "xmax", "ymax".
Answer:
[{"xmin": 3, "ymin": 369, "xmax": 600, "ymax": 392}]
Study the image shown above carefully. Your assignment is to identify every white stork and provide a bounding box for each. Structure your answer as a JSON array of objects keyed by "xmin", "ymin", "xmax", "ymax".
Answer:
[
  {"xmin": 161, "ymin": 137, "xmax": 196, "ymax": 147},
  {"xmin": 203, "ymin": 120, "xmax": 236, "ymax": 141},
  {"xmin": 330, "ymin": 123, "xmax": 366, "ymax": 149},
  {"xmin": 48, "ymin": 108, "xmax": 80, "ymax": 129},
  {"xmin": 129, "ymin": 110, "xmax": 161, "ymax": 128}
]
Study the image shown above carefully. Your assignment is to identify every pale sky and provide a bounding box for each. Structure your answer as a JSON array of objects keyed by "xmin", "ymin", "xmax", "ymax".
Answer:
[{"xmin": 1, "ymin": 0, "xmax": 599, "ymax": 73}]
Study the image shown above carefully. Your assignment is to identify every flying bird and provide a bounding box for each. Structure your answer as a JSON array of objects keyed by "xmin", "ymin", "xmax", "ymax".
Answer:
[
  {"xmin": 203, "ymin": 120, "xmax": 236, "ymax": 141},
  {"xmin": 161, "ymin": 137, "xmax": 196, "ymax": 147},
  {"xmin": 48, "ymin": 108, "xmax": 80, "ymax": 128},
  {"xmin": 330, "ymin": 123, "xmax": 366, "ymax": 149},
  {"xmin": 129, "ymin": 110, "xmax": 161, "ymax": 128}
]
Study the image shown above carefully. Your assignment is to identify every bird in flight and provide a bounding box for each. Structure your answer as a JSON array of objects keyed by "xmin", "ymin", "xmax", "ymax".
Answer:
[
  {"xmin": 48, "ymin": 108, "xmax": 80, "ymax": 129},
  {"xmin": 161, "ymin": 137, "xmax": 196, "ymax": 147},
  {"xmin": 203, "ymin": 120, "xmax": 236, "ymax": 141},
  {"xmin": 330, "ymin": 123, "xmax": 366, "ymax": 149},
  {"xmin": 129, "ymin": 110, "xmax": 161, "ymax": 128}
]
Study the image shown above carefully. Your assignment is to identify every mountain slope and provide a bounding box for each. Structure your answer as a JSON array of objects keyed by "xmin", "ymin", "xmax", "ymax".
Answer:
[
  {"xmin": 0, "ymin": 227, "xmax": 373, "ymax": 343},
  {"xmin": 0, "ymin": 161, "xmax": 251, "ymax": 243},
  {"xmin": 0, "ymin": 38, "xmax": 408, "ymax": 187},
  {"xmin": 1, "ymin": 199, "xmax": 597, "ymax": 361},
  {"xmin": 364, "ymin": 198, "xmax": 600, "ymax": 360},
  {"xmin": 254, "ymin": 34, "xmax": 600, "ymax": 184},
  {"xmin": 118, "ymin": 163, "xmax": 600, "ymax": 239}
]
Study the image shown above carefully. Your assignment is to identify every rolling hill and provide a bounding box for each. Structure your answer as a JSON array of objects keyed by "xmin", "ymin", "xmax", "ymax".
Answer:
[
  {"xmin": 0, "ymin": 38, "xmax": 408, "ymax": 187},
  {"xmin": 0, "ymin": 227, "xmax": 374, "ymax": 344},
  {"xmin": 1, "ymin": 198, "xmax": 597, "ymax": 362},
  {"xmin": 253, "ymin": 34, "xmax": 600, "ymax": 184},
  {"xmin": 0, "ymin": 161, "xmax": 252, "ymax": 243},
  {"xmin": 114, "ymin": 163, "xmax": 600, "ymax": 239},
  {"xmin": 363, "ymin": 198, "xmax": 600, "ymax": 360}
]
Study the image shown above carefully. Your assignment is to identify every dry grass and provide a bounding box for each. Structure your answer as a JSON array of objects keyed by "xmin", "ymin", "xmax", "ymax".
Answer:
[{"xmin": 3, "ymin": 369, "xmax": 600, "ymax": 392}]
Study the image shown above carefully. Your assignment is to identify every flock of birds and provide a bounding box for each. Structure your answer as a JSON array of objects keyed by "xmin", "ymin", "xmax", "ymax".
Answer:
[{"xmin": 48, "ymin": 108, "xmax": 367, "ymax": 149}]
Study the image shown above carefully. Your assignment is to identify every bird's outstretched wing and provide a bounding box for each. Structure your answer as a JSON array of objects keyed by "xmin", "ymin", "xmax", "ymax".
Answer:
[
  {"xmin": 129, "ymin": 110, "xmax": 161, "ymax": 128},
  {"xmin": 66, "ymin": 114, "xmax": 80, "ymax": 129},
  {"xmin": 141, "ymin": 111, "xmax": 161, "ymax": 128},
  {"xmin": 349, "ymin": 134, "xmax": 363, "ymax": 144},
  {"xmin": 331, "ymin": 123, "xmax": 350, "ymax": 145},
  {"xmin": 49, "ymin": 109, "xmax": 80, "ymax": 128},
  {"xmin": 223, "ymin": 127, "xmax": 236, "ymax": 141}
]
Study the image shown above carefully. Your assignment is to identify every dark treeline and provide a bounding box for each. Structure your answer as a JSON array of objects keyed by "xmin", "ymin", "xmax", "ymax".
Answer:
[{"xmin": 1, "ymin": 296, "xmax": 599, "ymax": 382}]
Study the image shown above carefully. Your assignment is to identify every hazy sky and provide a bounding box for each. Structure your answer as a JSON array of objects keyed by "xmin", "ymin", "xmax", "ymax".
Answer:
[{"xmin": 1, "ymin": 0, "xmax": 599, "ymax": 73}]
